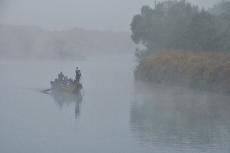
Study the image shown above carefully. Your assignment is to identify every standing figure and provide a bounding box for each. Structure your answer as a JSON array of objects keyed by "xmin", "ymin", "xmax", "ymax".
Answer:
[{"xmin": 75, "ymin": 67, "xmax": 81, "ymax": 82}]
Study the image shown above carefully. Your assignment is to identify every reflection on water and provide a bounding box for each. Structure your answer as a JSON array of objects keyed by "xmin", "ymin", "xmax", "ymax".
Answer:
[
  {"xmin": 2, "ymin": 55, "xmax": 230, "ymax": 153},
  {"xmin": 49, "ymin": 91, "xmax": 83, "ymax": 119},
  {"xmin": 131, "ymin": 83, "xmax": 230, "ymax": 152}
]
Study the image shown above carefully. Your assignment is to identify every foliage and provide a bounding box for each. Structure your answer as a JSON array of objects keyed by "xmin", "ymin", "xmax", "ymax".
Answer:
[
  {"xmin": 131, "ymin": 0, "xmax": 230, "ymax": 54},
  {"xmin": 185, "ymin": 10, "xmax": 219, "ymax": 51},
  {"xmin": 211, "ymin": 2, "xmax": 230, "ymax": 52},
  {"xmin": 135, "ymin": 52, "xmax": 230, "ymax": 93}
]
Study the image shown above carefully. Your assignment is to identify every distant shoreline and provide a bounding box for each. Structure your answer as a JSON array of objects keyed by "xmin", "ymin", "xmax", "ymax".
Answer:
[{"xmin": 0, "ymin": 24, "xmax": 134, "ymax": 59}]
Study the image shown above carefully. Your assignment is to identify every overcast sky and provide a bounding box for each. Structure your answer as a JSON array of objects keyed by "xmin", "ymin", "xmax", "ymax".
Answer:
[{"xmin": 0, "ymin": 0, "xmax": 225, "ymax": 31}]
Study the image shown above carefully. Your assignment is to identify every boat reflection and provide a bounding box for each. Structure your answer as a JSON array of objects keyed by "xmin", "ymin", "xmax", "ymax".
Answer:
[
  {"xmin": 42, "ymin": 67, "xmax": 83, "ymax": 119},
  {"xmin": 50, "ymin": 91, "xmax": 83, "ymax": 119},
  {"xmin": 131, "ymin": 84, "xmax": 230, "ymax": 152}
]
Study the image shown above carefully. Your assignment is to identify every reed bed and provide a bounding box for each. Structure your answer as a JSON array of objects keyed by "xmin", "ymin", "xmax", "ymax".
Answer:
[{"xmin": 135, "ymin": 52, "xmax": 230, "ymax": 93}]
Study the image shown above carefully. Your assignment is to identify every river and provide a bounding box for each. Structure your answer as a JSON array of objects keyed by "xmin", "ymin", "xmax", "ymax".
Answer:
[{"xmin": 0, "ymin": 53, "xmax": 230, "ymax": 153}]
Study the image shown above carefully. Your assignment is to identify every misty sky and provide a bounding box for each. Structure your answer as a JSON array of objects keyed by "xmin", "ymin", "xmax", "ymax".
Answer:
[{"xmin": 0, "ymin": 0, "xmax": 225, "ymax": 31}]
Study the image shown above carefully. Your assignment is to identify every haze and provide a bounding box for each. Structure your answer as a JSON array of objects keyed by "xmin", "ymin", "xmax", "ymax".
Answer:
[
  {"xmin": 1, "ymin": 0, "xmax": 224, "ymax": 31},
  {"xmin": 1, "ymin": 0, "xmax": 230, "ymax": 153}
]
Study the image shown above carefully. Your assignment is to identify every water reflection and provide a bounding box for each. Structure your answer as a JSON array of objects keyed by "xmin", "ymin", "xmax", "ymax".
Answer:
[
  {"xmin": 131, "ymin": 84, "xmax": 230, "ymax": 152},
  {"xmin": 50, "ymin": 91, "xmax": 83, "ymax": 119}
]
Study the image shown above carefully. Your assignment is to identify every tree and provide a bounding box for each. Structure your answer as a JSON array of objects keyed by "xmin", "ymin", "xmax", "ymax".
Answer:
[
  {"xmin": 131, "ymin": 0, "xmax": 199, "ymax": 52},
  {"xmin": 131, "ymin": 5, "xmax": 165, "ymax": 51},
  {"xmin": 131, "ymin": 0, "xmax": 230, "ymax": 54},
  {"xmin": 211, "ymin": 1, "xmax": 230, "ymax": 52},
  {"xmin": 185, "ymin": 10, "xmax": 219, "ymax": 51}
]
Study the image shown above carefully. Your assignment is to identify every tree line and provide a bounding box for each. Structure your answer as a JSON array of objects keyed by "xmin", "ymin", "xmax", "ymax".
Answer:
[{"xmin": 131, "ymin": 0, "xmax": 230, "ymax": 55}]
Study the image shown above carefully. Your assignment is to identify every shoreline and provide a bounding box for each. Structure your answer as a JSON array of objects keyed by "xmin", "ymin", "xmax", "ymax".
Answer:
[{"xmin": 135, "ymin": 52, "xmax": 230, "ymax": 93}]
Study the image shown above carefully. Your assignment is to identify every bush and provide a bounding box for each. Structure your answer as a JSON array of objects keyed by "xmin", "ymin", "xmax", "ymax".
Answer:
[{"xmin": 135, "ymin": 52, "xmax": 230, "ymax": 93}]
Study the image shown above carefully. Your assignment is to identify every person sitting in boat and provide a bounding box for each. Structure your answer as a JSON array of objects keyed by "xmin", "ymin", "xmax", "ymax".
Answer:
[
  {"xmin": 58, "ymin": 72, "xmax": 64, "ymax": 81},
  {"xmin": 63, "ymin": 76, "xmax": 68, "ymax": 85},
  {"xmin": 50, "ymin": 81, "xmax": 54, "ymax": 87},
  {"xmin": 68, "ymin": 78, "xmax": 74, "ymax": 85},
  {"xmin": 51, "ymin": 78, "xmax": 58, "ymax": 87},
  {"xmin": 75, "ymin": 67, "xmax": 81, "ymax": 82}
]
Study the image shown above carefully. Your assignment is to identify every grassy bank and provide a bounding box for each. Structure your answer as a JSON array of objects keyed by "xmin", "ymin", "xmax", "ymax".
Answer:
[{"xmin": 135, "ymin": 52, "xmax": 230, "ymax": 93}]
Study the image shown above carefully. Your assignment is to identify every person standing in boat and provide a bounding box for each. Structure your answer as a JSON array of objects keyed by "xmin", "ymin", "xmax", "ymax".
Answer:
[{"xmin": 75, "ymin": 67, "xmax": 81, "ymax": 82}]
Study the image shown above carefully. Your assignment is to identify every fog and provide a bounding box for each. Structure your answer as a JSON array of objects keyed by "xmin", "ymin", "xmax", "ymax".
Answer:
[
  {"xmin": 1, "ymin": 0, "xmax": 230, "ymax": 153},
  {"xmin": 0, "ymin": 25, "xmax": 135, "ymax": 59},
  {"xmin": 1, "ymin": 54, "xmax": 230, "ymax": 153},
  {"xmin": 1, "ymin": 0, "xmax": 225, "ymax": 31},
  {"xmin": 132, "ymin": 83, "xmax": 230, "ymax": 152}
]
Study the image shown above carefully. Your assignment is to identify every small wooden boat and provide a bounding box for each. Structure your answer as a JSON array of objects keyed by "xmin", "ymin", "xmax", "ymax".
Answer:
[
  {"xmin": 40, "ymin": 67, "xmax": 83, "ymax": 119},
  {"xmin": 42, "ymin": 67, "xmax": 83, "ymax": 94},
  {"xmin": 50, "ymin": 82, "xmax": 82, "ymax": 94}
]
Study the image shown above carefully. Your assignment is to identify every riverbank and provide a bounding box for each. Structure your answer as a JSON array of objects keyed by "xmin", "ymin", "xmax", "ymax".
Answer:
[{"xmin": 135, "ymin": 52, "xmax": 230, "ymax": 93}]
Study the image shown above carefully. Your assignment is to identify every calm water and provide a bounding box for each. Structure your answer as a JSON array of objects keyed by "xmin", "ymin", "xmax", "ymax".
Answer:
[{"xmin": 0, "ymin": 53, "xmax": 230, "ymax": 153}]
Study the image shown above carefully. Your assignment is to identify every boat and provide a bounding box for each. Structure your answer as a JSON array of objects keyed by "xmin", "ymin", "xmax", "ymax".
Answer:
[
  {"xmin": 42, "ymin": 67, "xmax": 83, "ymax": 94},
  {"xmin": 50, "ymin": 81, "xmax": 82, "ymax": 94},
  {"xmin": 40, "ymin": 67, "xmax": 83, "ymax": 119}
]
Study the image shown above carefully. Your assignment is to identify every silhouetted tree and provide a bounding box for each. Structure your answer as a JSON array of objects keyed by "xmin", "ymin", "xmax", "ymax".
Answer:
[
  {"xmin": 131, "ymin": 0, "xmax": 230, "ymax": 54},
  {"xmin": 131, "ymin": 0, "xmax": 198, "ymax": 53},
  {"xmin": 211, "ymin": 1, "xmax": 230, "ymax": 52},
  {"xmin": 185, "ymin": 10, "xmax": 219, "ymax": 51}
]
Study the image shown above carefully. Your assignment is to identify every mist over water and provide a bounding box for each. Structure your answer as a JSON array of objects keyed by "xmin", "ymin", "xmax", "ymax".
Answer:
[
  {"xmin": 1, "ymin": 0, "xmax": 230, "ymax": 152},
  {"xmin": 0, "ymin": 54, "xmax": 230, "ymax": 153},
  {"xmin": 132, "ymin": 83, "xmax": 230, "ymax": 153}
]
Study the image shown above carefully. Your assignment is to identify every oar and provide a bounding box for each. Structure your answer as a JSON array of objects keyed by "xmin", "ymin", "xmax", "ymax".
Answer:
[{"xmin": 41, "ymin": 88, "xmax": 52, "ymax": 94}]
